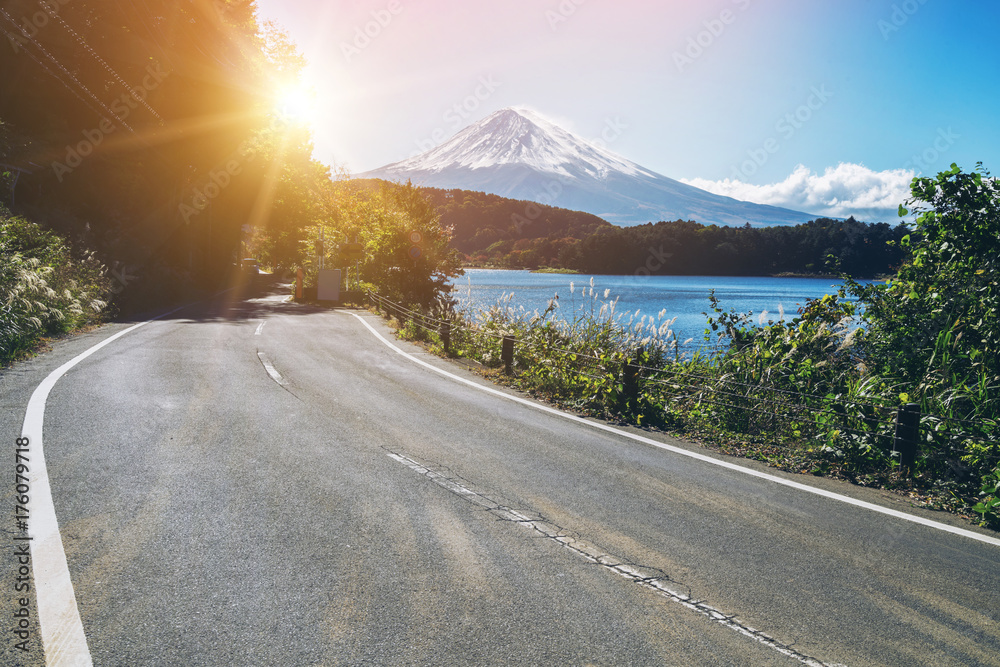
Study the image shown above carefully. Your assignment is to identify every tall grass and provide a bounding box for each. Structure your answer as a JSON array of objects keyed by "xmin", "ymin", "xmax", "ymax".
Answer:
[{"xmin": 1, "ymin": 211, "xmax": 110, "ymax": 363}]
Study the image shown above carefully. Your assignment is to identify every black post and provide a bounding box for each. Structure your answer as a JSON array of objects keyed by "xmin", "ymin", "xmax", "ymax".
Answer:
[
  {"xmin": 440, "ymin": 323, "xmax": 451, "ymax": 355},
  {"xmin": 622, "ymin": 359, "xmax": 640, "ymax": 409},
  {"xmin": 501, "ymin": 335, "xmax": 515, "ymax": 375},
  {"xmin": 893, "ymin": 402, "xmax": 920, "ymax": 474}
]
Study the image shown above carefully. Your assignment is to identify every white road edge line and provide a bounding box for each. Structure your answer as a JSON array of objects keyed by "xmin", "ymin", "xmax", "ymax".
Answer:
[
  {"xmin": 22, "ymin": 290, "xmax": 234, "ymax": 667},
  {"xmin": 22, "ymin": 308, "xmax": 182, "ymax": 666},
  {"xmin": 349, "ymin": 312, "xmax": 1000, "ymax": 549}
]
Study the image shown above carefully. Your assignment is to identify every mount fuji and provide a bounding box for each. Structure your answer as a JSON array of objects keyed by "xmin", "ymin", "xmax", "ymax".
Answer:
[{"xmin": 359, "ymin": 108, "xmax": 820, "ymax": 227}]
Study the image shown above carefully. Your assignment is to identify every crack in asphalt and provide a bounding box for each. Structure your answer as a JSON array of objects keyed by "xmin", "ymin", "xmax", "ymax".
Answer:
[{"xmin": 386, "ymin": 447, "xmax": 845, "ymax": 667}]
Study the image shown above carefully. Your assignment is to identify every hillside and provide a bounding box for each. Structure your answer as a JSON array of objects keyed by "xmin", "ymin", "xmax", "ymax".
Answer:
[
  {"xmin": 377, "ymin": 182, "xmax": 909, "ymax": 277},
  {"xmin": 425, "ymin": 188, "xmax": 611, "ymax": 245}
]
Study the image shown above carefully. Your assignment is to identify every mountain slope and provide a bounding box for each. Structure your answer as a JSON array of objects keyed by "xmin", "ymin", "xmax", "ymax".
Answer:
[{"xmin": 360, "ymin": 108, "xmax": 820, "ymax": 227}]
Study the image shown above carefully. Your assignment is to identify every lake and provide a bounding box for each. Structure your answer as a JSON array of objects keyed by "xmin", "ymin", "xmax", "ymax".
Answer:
[{"xmin": 448, "ymin": 269, "xmax": 860, "ymax": 348}]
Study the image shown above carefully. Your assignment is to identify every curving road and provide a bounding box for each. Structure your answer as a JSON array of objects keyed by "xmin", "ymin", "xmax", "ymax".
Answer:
[{"xmin": 3, "ymin": 277, "xmax": 999, "ymax": 666}]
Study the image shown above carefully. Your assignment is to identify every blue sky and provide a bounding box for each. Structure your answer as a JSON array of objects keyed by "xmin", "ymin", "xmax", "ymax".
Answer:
[{"xmin": 255, "ymin": 0, "xmax": 999, "ymax": 221}]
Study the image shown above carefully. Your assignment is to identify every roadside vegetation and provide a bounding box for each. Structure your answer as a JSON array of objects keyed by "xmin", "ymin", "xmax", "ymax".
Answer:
[
  {"xmin": 0, "ymin": 209, "xmax": 111, "ymax": 364},
  {"xmin": 295, "ymin": 178, "xmax": 462, "ymax": 307},
  {"xmin": 374, "ymin": 164, "xmax": 1000, "ymax": 530}
]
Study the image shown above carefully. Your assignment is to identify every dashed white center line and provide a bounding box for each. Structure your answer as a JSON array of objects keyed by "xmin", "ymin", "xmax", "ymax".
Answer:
[
  {"xmin": 257, "ymin": 351, "xmax": 286, "ymax": 385},
  {"xmin": 387, "ymin": 450, "xmax": 842, "ymax": 667},
  {"xmin": 254, "ymin": 320, "xmax": 266, "ymax": 336}
]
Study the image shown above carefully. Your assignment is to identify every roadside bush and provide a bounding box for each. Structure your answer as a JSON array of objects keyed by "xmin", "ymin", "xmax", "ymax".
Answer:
[{"xmin": 1, "ymin": 210, "xmax": 110, "ymax": 363}]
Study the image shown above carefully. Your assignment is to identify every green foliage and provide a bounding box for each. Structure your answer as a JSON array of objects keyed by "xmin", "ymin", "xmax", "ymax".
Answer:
[
  {"xmin": 437, "ymin": 283, "xmax": 682, "ymax": 423},
  {"xmin": 419, "ymin": 186, "xmax": 610, "ymax": 267},
  {"xmin": 850, "ymin": 164, "xmax": 1000, "ymax": 398},
  {"xmin": 0, "ymin": 0, "xmax": 327, "ymax": 289},
  {"xmin": 565, "ymin": 217, "xmax": 907, "ymax": 278},
  {"xmin": 1, "ymin": 211, "xmax": 110, "ymax": 363},
  {"xmin": 299, "ymin": 180, "xmax": 462, "ymax": 307},
  {"xmin": 839, "ymin": 164, "xmax": 1000, "ymax": 499},
  {"xmin": 696, "ymin": 289, "xmax": 897, "ymax": 472},
  {"xmin": 426, "ymin": 192, "xmax": 909, "ymax": 277},
  {"xmin": 972, "ymin": 467, "xmax": 1000, "ymax": 528}
]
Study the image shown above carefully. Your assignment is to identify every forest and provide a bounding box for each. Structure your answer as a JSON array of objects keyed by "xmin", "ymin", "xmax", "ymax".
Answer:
[
  {"xmin": 1, "ymin": 0, "xmax": 325, "ymax": 311},
  {"xmin": 558, "ymin": 217, "xmax": 908, "ymax": 277},
  {"xmin": 421, "ymin": 186, "xmax": 909, "ymax": 277}
]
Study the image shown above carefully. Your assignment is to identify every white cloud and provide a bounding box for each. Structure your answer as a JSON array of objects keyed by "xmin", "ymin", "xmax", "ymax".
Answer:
[{"xmin": 681, "ymin": 163, "xmax": 915, "ymax": 222}]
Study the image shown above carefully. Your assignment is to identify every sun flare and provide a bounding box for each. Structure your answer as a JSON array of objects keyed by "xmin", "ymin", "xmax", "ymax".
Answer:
[{"xmin": 273, "ymin": 80, "xmax": 319, "ymax": 127}]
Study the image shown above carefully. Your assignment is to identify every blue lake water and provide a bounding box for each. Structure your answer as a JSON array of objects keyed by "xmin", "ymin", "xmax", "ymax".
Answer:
[{"xmin": 449, "ymin": 269, "xmax": 860, "ymax": 347}]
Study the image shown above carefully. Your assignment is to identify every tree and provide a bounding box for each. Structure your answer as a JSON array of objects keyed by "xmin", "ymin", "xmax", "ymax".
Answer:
[
  {"xmin": 851, "ymin": 163, "xmax": 1000, "ymax": 411},
  {"xmin": 303, "ymin": 180, "xmax": 462, "ymax": 307}
]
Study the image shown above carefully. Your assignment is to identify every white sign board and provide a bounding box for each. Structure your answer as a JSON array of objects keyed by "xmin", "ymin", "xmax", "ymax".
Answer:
[{"xmin": 317, "ymin": 269, "xmax": 341, "ymax": 301}]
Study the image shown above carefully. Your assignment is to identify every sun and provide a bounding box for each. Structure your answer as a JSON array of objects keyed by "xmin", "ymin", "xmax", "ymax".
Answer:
[{"xmin": 273, "ymin": 80, "xmax": 319, "ymax": 127}]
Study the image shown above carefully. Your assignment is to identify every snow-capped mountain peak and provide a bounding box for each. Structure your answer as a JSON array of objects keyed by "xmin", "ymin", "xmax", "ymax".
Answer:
[
  {"xmin": 386, "ymin": 108, "xmax": 654, "ymax": 181},
  {"xmin": 360, "ymin": 108, "xmax": 820, "ymax": 227}
]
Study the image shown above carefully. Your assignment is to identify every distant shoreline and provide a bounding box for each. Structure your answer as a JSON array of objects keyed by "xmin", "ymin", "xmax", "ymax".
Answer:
[{"xmin": 460, "ymin": 266, "xmax": 887, "ymax": 280}]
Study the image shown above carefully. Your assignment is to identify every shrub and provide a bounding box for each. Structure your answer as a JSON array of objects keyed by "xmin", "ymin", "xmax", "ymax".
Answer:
[{"xmin": 1, "ymin": 210, "xmax": 110, "ymax": 363}]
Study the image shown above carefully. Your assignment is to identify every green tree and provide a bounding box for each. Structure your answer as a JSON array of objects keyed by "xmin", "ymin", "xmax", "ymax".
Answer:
[
  {"xmin": 303, "ymin": 180, "xmax": 462, "ymax": 307},
  {"xmin": 851, "ymin": 163, "xmax": 1000, "ymax": 412}
]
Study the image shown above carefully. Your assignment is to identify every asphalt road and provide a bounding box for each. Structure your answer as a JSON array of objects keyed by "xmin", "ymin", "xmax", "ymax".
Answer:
[{"xmin": 3, "ymin": 277, "xmax": 999, "ymax": 666}]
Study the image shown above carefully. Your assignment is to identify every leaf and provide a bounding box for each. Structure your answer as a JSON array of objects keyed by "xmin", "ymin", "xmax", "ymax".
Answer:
[{"xmin": 898, "ymin": 205, "xmax": 909, "ymax": 217}]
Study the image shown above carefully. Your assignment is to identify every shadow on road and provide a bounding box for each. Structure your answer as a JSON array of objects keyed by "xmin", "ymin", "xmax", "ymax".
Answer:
[{"xmin": 111, "ymin": 271, "xmax": 335, "ymax": 326}]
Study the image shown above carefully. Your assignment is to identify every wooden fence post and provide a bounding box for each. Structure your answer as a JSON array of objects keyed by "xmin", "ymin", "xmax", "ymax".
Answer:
[
  {"xmin": 440, "ymin": 323, "xmax": 451, "ymax": 355},
  {"xmin": 622, "ymin": 359, "xmax": 640, "ymax": 409},
  {"xmin": 501, "ymin": 335, "xmax": 515, "ymax": 375}
]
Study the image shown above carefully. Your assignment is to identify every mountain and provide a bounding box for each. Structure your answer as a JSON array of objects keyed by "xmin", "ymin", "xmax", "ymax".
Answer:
[{"xmin": 359, "ymin": 108, "xmax": 820, "ymax": 227}]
